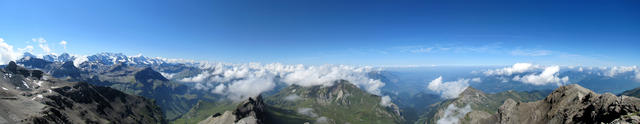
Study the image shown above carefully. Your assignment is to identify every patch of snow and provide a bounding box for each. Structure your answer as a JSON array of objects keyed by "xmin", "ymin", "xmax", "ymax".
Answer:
[
  {"xmin": 35, "ymin": 80, "xmax": 44, "ymax": 86},
  {"xmin": 1, "ymin": 87, "xmax": 7, "ymax": 90},
  {"xmin": 22, "ymin": 80, "xmax": 30, "ymax": 88}
]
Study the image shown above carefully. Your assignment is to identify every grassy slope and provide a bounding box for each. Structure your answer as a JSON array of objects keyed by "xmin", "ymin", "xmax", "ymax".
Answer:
[{"xmin": 265, "ymin": 81, "xmax": 403, "ymax": 124}]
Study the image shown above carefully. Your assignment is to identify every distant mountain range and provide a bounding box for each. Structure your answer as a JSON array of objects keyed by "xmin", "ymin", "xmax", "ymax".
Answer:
[{"xmin": 16, "ymin": 52, "xmax": 211, "ymax": 120}]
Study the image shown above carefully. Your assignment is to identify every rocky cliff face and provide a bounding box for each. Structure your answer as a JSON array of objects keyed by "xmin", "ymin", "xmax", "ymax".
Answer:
[
  {"xmin": 198, "ymin": 96, "xmax": 266, "ymax": 124},
  {"xmin": 496, "ymin": 84, "xmax": 640, "ymax": 124},
  {"xmin": 0, "ymin": 61, "xmax": 164, "ymax": 123}
]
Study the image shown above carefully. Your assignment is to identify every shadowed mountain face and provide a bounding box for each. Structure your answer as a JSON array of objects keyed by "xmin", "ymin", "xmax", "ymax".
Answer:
[{"xmin": 0, "ymin": 61, "xmax": 164, "ymax": 123}]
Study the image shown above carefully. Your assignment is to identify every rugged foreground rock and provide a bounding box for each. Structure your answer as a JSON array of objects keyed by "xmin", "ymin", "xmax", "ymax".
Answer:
[
  {"xmin": 0, "ymin": 61, "xmax": 164, "ymax": 123},
  {"xmin": 198, "ymin": 96, "xmax": 266, "ymax": 124},
  {"xmin": 496, "ymin": 84, "xmax": 640, "ymax": 124}
]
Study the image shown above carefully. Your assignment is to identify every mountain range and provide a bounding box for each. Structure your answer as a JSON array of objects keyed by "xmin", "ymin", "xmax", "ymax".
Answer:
[
  {"xmin": 0, "ymin": 61, "xmax": 163, "ymax": 123},
  {"xmin": 3, "ymin": 52, "xmax": 640, "ymax": 124}
]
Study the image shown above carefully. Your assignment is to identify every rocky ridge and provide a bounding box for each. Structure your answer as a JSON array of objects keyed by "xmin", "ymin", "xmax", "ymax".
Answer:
[
  {"xmin": 0, "ymin": 61, "xmax": 164, "ymax": 123},
  {"xmin": 496, "ymin": 84, "xmax": 640, "ymax": 124}
]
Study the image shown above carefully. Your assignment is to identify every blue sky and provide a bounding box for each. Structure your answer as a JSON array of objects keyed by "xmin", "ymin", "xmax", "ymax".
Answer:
[{"xmin": 1, "ymin": 0, "xmax": 639, "ymax": 66}]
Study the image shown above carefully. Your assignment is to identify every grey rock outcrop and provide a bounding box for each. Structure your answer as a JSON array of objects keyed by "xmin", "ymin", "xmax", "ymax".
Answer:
[{"xmin": 496, "ymin": 84, "xmax": 640, "ymax": 124}]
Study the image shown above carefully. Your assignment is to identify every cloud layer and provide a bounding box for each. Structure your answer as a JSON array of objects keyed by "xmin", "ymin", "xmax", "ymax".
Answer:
[
  {"xmin": 0, "ymin": 38, "xmax": 34, "ymax": 65},
  {"xmin": 437, "ymin": 104, "xmax": 472, "ymax": 124},
  {"xmin": 427, "ymin": 76, "xmax": 479, "ymax": 99},
  {"xmin": 380, "ymin": 95, "xmax": 392, "ymax": 107},
  {"xmin": 484, "ymin": 63, "xmax": 537, "ymax": 76},
  {"xmin": 0, "ymin": 38, "xmax": 20, "ymax": 64},
  {"xmin": 185, "ymin": 63, "xmax": 385, "ymax": 101},
  {"xmin": 512, "ymin": 66, "xmax": 569, "ymax": 86}
]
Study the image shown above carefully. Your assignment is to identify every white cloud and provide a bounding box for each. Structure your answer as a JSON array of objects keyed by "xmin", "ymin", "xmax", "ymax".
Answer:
[
  {"xmin": 33, "ymin": 38, "xmax": 52, "ymax": 54},
  {"xmin": 284, "ymin": 94, "xmax": 302, "ymax": 101},
  {"xmin": 510, "ymin": 49, "xmax": 551, "ymax": 56},
  {"xmin": 635, "ymin": 71, "xmax": 640, "ymax": 82},
  {"xmin": 160, "ymin": 72, "xmax": 176, "ymax": 79},
  {"xmin": 484, "ymin": 63, "xmax": 537, "ymax": 76},
  {"xmin": 597, "ymin": 66, "xmax": 640, "ymax": 82},
  {"xmin": 410, "ymin": 47, "xmax": 433, "ymax": 53},
  {"xmin": 0, "ymin": 38, "xmax": 23, "ymax": 64},
  {"xmin": 315, "ymin": 116, "xmax": 331, "ymax": 124},
  {"xmin": 605, "ymin": 66, "xmax": 637, "ymax": 77},
  {"xmin": 427, "ymin": 76, "xmax": 472, "ymax": 99},
  {"xmin": 380, "ymin": 95, "xmax": 392, "ymax": 107},
  {"xmin": 296, "ymin": 108, "xmax": 332, "ymax": 123},
  {"xmin": 225, "ymin": 76, "xmax": 276, "ymax": 101},
  {"xmin": 18, "ymin": 45, "xmax": 34, "ymax": 53},
  {"xmin": 471, "ymin": 77, "xmax": 481, "ymax": 83},
  {"xmin": 212, "ymin": 84, "xmax": 225, "ymax": 94},
  {"xmin": 71, "ymin": 54, "xmax": 88, "ymax": 67},
  {"xmin": 181, "ymin": 63, "xmax": 385, "ymax": 101},
  {"xmin": 180, "ymin": 71, "xmax": 212, "ymax": 83},
  {"xmin": 437, "ymin": 104, "xmax": 472, "ymax": 124},
  {"xmin": 59, "ymin": 40, "xmax": 67, "ymax": 50},
  {"xmin": 396, "ymin": 43, "xmax": 501, "ymax": 54},
  {"xmin": 297, "ymin": 108, "xmax": 318, "ymax": 118},
  {"xmin": 512, "ymin": 66, "xmax": 569, "ymax": 86}
]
